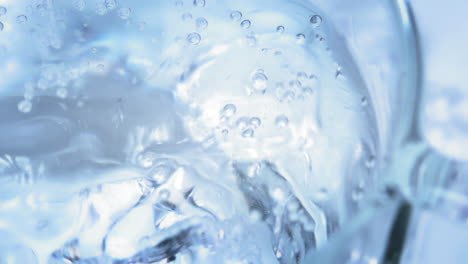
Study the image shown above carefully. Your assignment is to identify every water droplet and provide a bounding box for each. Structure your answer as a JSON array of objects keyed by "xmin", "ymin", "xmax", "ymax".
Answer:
[
  {"xmin": 365, "ymin": 155, "xmax": 376, "ymax": 168},
  {"xmin": 276, "ymin": 25, "xmax": 285, "ymax": 33},
  {"xmin": 181, "ymin": 12, "xmax": 192, "ymax": 21},
  {"xmin": 159, "ymin": 189, "xmax": 171, "ymax": 200},
  {"xmin": 0, "ymin": 22, "xmax": 3, "ymax": 31},
  {"xmin": 236, "ymin": 117, "xmax": 250, "ymax": 130},
  {"xmin": 240, "ymin": 19, "xmax": 251, "ymax": 29},
  {"xmin": 18, "ymin": 100, "xmax": 32, "ymax": 113},
  {"xmin": 221, "ymin": 104, "xmax": 237, "ymax": 118},
  {"xmin": 296, "ymin": 33, "xmax": 306, "ymax": 44},
  {"xmin": 74, "ymin": 0, "xmax": 86, "ymax": 10},
  {"xmin": 187, "ymin": 32, "xmax": 201, "ymax": 45},
  {"xmin": 16, "ymin": 15, "xmax": 28, "ymax": 24},
  {"xmin": 195, "ymin": 17, "xmax": 208, "ymax": 31},
  {"xmin": 230, "ymin": 10, "xmax": 242, "ymax": 21},
  {"xmin": 249, "ymin": 117, "xmax": 261, "ymax": 128},
  {"xmin": 310, "ymin": 15, "xmax": 322, "ymax": 27},
  {"xmin": 117, "ymin": 7, "xmax": 131, "ymax": 19},
  {"xmin": 193, "ymin": 0, "xmax": 206, "ymax": 7},
  {"xmin": 275, "ymin": 115, "xmax": 289, "ymax": 128},
  {"xmin": 105, "ymin": 0, "xmax": 117, "ymax": 10},
  {"xmin": 242, "ymin": 128, "xmax": 254, "ymax": 138},
  {"xmin": 56, "ymin": 88, "xmax": 68, "ymax": 98},
  {"xmin": 251, "ymin": 70, "xmax": 268, "ymax": 93},
  {"xmin": 0, "ymin": 6, "xmax": 7, "ymax": 16}
]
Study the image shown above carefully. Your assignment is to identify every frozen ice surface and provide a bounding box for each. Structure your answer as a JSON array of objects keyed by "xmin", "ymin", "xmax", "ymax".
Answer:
[{"xmin": 0, "ymin": 0, "xmax": 378, "ymax": 263}]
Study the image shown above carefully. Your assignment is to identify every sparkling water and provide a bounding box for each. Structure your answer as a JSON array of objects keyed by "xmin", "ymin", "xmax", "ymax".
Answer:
[{"xmin": 0, "ymin": 0, "xmax": 377, "ymax": 263}]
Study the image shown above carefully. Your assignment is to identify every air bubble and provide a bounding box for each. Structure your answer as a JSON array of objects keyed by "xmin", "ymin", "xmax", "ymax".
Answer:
[
  {"xmin": 242, "ymin": 128, "xmax": 254, "ymax": 138},
  {"xmin": 240, "ymin": 19, "xmax": 251, "ymax": 29},
  {"xmin": 105, "ymin": 0, "xmax": 117, "ymax": 10},
  {"xmin": 181, "ymin": 12, "xmax": 192, "ymax": 21},
  {"xmin": 221, "ymin": 104, "xmax": 237, "ymax": 118},
  {"xmin": 138, "ymin": 152, "xmax": 157, "ymax": 168},
  {"xmin": 117, "ymin": 7, "xmax": 131, "ymax": 19},
  {"xmin": 18, "ymin": 100, "xmax": 32, "ymax": 113},
  {"xmin": 148, "ymin": 160, "xmax": 177, "ymax": 184},
  {"xmin": 249, "ymin": 117, "xmax": 261, "ymax": 128},
  {"xmin": 159, "ymin": 189, "xmax": 171, "ymax": 200},
  {"xmin": 245, "ymin": 35, "xmax": 256, "ymax": 46},
  {"xmin": 0, "ymin": 6, "xmax": 6, "ymax": 16},
  {"xmin": 352, "ymin": 186, "xmax": 364, "ymax": 201},
  {"xmin": 196, "ymin": 17, "xmax": 208, "ymax": 31},
  {"xmin": 36, "ymin": 4, "xmax": 47, "ymax": 16},
  {"xmin": 95, "ymin": 3, "xmax": 107, "ymax": 15},
  {"xmin": 17, "ymin": 15, "xmax": 28, "ymax": 24},
  {"xmin": 74, "ymin": 0, "xmax": 86, "ymax": 10},
  {"xmin": 365, "ymin": 155, "xmax": 376, "ymax": 168},
  {"xmin": 193, "ymin": 0, "xmax": 206, "ymax": 7},
  {"xmin": 230, "ymin": 11, "xmax": 242, "ymax": 21},
  {"xmin": 296, "ymin": 33, "xmax": 305, "ymax": 44},
  {"xmin": 335, "ymin": 67, "xmax": 345, "ymax": 79},
  {"xmin": 56, "ymin": 88, "xmax": 68, "ymax": 98},
  {"xmin": 187, "ymin": 32, "xmax": 201, "ymax": 45},
  {"xmin": 236, "ymin": 117, "xmax": 249, "ymax": 130},
  {"xmin": 310, "ymin": 15, "xmax": 322, "ymax": 28},
  {"xmin": 297, "ymin": 72, "xmax": 308, "ymax": 82},
  {"xmin": 275, "ymin": 115, "xmax": 289, "ymax": 128},
  {"xmin": 251, "ymin": 70, "xmax": 268, "ymax": 93},
  {"xmin": 276, "ymin": 25, "xmax": 284, "ymax": 33},
  {"xmin": 361, "ymin": 96, "xmax": 368, "ymax": 106},
  {"xmin": 270, "ymin": 188, "xmax": 286, "ymax": 202}
]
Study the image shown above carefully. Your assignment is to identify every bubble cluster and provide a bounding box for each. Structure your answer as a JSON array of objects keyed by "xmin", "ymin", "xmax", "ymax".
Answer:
[
  {"xmin": 230, "ymin": 11, "xmax": 242, "ymax": 21},
  {"xmin": 187, "ymin": 32, "xmax": 201, "ymax": 45}
]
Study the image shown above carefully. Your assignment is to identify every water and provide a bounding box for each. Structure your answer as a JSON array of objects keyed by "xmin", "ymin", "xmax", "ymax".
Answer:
[{"xmin": 0, "ymin": 0, "xmax": 377, "ymax": 263}]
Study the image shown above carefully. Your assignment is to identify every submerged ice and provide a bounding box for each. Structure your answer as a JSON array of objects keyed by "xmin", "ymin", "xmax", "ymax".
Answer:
[{"xmin": 0, "ymin": 0, "xmax": 377, "ymax": 263}]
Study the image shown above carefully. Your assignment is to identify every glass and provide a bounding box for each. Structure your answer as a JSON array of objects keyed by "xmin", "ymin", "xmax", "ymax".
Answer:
[{"xmin": 0, "ymin": 0, "xmax": 452, "ymax": 263}]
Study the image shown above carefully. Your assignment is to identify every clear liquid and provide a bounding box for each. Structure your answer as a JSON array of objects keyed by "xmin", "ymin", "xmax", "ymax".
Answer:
[{"xmin": 0, "ymin": 0, "xmax": 377, "ymax": 263}]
